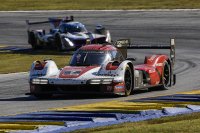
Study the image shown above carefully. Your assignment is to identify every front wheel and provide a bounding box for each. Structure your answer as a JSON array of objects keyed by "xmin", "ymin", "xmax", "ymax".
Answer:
[
  {"xmin": 55, "ymin": 34, "xmax": 63, "ymax": 51},
  {"xmin": 28, "ymin": 31, "xmax": 40, "ymax": 49},
  {"xmin": 30, "ymin": 84, "xmax": 52, "ymax": 99},
  {"xmin": 124, "ymin": 65, "xmax": 133, "ymax": 96}
]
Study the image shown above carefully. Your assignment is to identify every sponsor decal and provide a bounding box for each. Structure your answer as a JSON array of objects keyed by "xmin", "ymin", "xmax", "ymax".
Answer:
[
  {"xmin": 115, "ymin": 85, "xmax": 124, "ymax": 89},
  {"xmin": 115, "ymin": 39, "xmax": 130, "ymax": 47},
  {"xmin": 64, "ymin": 70, "xmax": 81, "ymax": 75},
  {"xmin": 59, "ymin": 66, "xmax": 98, "ymax": 78},
  {"xmin": 114, "ymin": 82, "xmax": 124, "ymax": 92}
]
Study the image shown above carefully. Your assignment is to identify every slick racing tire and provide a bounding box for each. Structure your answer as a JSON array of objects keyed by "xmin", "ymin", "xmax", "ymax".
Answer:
[
  {"xmin": 124, "ymin": 65, "xmax": 133, "ymax": 96},
  {"xmin": 161, "ymin": 61, "xmax": 171, "ymax": 89},
  {"xmin": 30, "ymin": 84, "xmax": 52, "ymax": 99},
  {"xmin": 55, "ymin": 34, "xmax": 63, "ymax": 51},
  {"xmin": 29, "ymin": 31, "xmax": 40, "ymax": 49}
]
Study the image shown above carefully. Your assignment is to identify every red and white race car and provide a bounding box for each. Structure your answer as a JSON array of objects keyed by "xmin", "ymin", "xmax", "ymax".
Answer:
[{"xmin": 28, "ymin": 39, "xmax": 176, "ymax": 98}]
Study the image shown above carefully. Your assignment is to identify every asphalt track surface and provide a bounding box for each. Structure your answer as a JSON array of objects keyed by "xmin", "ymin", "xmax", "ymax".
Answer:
[{"xmin": 0, "ymin": 11, "xmax": 200, "ymax": 116}]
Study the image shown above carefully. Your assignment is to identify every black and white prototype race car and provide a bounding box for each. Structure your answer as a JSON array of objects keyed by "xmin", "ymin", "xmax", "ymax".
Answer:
[
  {"xmin": 28, "ymin": 39, "xmax": 176, "ymax": 98},
  {"xmin": 26, "ymin": 16, "xmax": 111, "ymax": 51}
]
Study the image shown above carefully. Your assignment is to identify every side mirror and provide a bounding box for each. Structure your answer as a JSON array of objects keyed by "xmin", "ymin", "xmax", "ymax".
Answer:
[
  {"xmin": 106, "ymin": 61, "xmax": 120, "ymax": 70},
  {"xmin": 112, "ymin": 60, "xmax": 120, "ymax": 66}
]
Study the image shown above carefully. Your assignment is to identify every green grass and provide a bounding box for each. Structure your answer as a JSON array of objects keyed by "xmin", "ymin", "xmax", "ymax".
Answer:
[
  {"xmin": 70, "ymin": 112, "xmax": 200, "ymax": 133},
  {"xmin": 0, "ymin": 51, "xmax": 71, "ymax": 74},
  {"xmin": 0, "ymin": 0, "xmax": 200, "ymax": 10}
]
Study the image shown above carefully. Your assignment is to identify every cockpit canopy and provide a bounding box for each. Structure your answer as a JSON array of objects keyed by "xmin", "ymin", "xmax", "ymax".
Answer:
[
  {"xmin": 70, "ymin": 49, "xmax": 124, "ymax": 66},
  {"xmin": 59, "ymin": 22, "xmax": 87, "ymax": 33}
]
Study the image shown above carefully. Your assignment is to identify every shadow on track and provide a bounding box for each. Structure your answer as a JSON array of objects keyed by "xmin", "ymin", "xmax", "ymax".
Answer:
[
  {"xmin": 0, "ymin": 88, "xmax": 168, "ymax": 101},
  {"xmin": 0, "ymin": 94, "xmax": 117, "ymax": 101}
]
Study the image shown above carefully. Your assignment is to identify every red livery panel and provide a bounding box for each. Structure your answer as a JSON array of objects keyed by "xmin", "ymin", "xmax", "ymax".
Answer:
[{"xmin": 59, "ymin": 66, "xmax": 98, "ymax": 78}]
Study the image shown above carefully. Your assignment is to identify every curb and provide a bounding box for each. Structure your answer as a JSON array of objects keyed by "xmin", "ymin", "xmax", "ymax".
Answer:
[{"xmin": 1, "ymin": 105, "xmax": 200, "ymax": 133}]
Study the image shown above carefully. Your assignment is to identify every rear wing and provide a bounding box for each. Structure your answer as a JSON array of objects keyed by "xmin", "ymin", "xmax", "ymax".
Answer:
[
  {"xmin": 115, "ymin": 39, "xmax": 175, "ymax": 66},
  {"xmin": 26, "ymin": 16, "xmax": 74, "ymax": 30}
]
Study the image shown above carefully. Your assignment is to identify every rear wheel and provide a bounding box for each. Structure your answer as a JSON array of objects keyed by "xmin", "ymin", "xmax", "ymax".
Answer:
[
  {"xmin": 161, "ymin": 61, "xmax": 171, "ymax": 89},
  {"xmin": 124, "ymin": 65, "xmax": 133, "ymax": 96}
]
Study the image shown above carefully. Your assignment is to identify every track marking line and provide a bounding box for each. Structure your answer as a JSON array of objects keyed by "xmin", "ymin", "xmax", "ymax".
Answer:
[{"xmin": 1, "ymin": 9, "xmax": 200, "ymax": 12}]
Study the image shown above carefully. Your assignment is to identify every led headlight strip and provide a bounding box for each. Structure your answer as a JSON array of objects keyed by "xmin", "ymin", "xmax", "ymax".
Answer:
[
  {"xmin": 32, "ymin": 78, "xmax": 48, "ymax": 84},
  {"xmin": 88, "ymin": 78, "xmax": 113, "ymax": 85}
]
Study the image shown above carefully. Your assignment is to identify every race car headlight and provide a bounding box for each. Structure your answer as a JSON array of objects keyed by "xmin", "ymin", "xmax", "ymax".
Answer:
[
  {"xmin": 102, "ymin": 79, "xmax": 113, "ymax": 84},
  {"xmin": 32, "ymin": 79, "xmax": 40, "ymax": 84},
  {"xmin": 88, "ymin": 78, "xmax": 113, "ymax": 84},
  {"xmin": 32, "ymin": 78, "xmax": 48, "ymax": 84},
  {"xmin": 40, "ymin": 79, "xmax": 49, "ymax": 84},
  {"xmin": 64, "ymin": 38, "xmax": 74, "ymax": 47}
]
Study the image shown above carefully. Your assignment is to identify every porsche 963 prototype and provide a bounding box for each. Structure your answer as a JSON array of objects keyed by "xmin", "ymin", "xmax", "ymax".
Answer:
[{"xmin": 28, "ymin": 39, "xmax": 176, "ymax": 98}]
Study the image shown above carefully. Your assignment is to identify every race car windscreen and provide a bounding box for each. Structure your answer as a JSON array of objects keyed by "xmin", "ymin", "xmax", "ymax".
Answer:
[
  {"xmin": 59, "ymin": 22, "xmax": 87, "ymax": 33},
  {"xmin": 70, "ymin": 51, "xmax": 111, "ymax": 66}
]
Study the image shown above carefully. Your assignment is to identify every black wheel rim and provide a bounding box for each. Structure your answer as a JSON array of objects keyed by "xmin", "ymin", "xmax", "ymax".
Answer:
[{"xmin": 125, "ymin": 69, "xmax": 132, "ymax": 91}]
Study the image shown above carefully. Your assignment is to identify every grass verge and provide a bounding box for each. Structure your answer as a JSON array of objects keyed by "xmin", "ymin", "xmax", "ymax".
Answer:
[
  {"xmin": 70, "ymin": 112, "xmax": 200, "ymax": 133},
  {"xmin": 0, "ymin": 51, "xmax": 71, "ymax": 74},
  {"xmin": 0, "ymin": 0, "xmax": 200, "ymax": 10}
]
